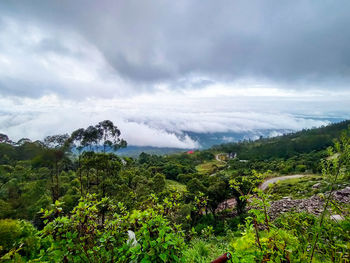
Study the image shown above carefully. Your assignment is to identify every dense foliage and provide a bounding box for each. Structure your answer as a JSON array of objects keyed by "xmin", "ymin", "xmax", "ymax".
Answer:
[
  {"xmin": 212, "ymin": 120, "xmax": 350, "ymax": 160},
  {"xmin": 0, "ymin": 120, "xmax": 349, "ymax": 262}
]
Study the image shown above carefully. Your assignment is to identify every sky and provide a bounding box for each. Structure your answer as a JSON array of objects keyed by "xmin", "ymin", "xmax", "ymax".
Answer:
[{"xmin": 0, "ymin": 0, "xmax": 350, "ymax": 148}]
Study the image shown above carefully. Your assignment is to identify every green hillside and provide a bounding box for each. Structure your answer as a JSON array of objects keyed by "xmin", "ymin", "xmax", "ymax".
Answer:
[
  {"xmin": 212, "ymin": 120, "xmax": 350, "ymax": 160},
  {"xmin": 0, "ymin": 120, "xmax": 349, "ymax": 262}
]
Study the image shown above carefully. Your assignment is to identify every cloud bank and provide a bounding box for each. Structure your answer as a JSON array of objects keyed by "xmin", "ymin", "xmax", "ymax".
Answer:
[
  {"xmin": 0, "ymin": 1, "xmax": 349, "ymax": 147},
  {"xmin": 1, "ymin": 89, "xmax": 348, "ymax": 148}
]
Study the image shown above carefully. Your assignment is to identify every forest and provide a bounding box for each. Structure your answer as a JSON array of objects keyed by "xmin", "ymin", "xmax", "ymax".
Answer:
[{"xmin": 0, "ymin": 120, "xmax": 349, "ymax": 262}]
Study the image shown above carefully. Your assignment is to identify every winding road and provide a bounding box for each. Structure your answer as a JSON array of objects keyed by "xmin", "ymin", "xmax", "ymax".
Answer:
[
  {"xmin": 212, "ymin": 154, "xmax": 308, "ymax": 187},
  {"xmin": 259, "ymin": 174, "xmax": 306, "ymax": 191},
  {"xmin": 212, "ymin": 153, "xmax": 308, "ymax": 192},
  {"xmin": 217, "ymin": 174, "xmax": 309, "ymax": 211}
]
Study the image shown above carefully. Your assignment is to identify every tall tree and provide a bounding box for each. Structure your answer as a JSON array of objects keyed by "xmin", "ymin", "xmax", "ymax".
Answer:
[
  {"xmin": 69, "ymin": 128, "xmax": 85, "ymax": 195},
  {"xmin": 43, "ymin": 134, "xmax": 70, "ymax": 202},
  {"xmin": 96, "ymin": 120, "xmax": 127, "ymax": 152},
  {"xmin": 69, "ymin": 120, "xmax": 127, "ymax": 196},
  {"xmin": 70, "ymin": 120, "xmax": 127, "ymax": 153},
  {"xmin": 0, "ymin": 134, "xmax": 13, "ymax": 144}
]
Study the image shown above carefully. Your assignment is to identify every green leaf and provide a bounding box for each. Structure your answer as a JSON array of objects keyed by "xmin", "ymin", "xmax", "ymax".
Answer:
[{"xmin": 160, "ymin": 253, "xmax": 167, "ymax": 262}]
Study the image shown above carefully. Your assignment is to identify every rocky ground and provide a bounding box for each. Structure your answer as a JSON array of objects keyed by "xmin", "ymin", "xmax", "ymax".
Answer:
[
  {"xmin": 268, "ymin": 186, "xmax": 350, "ymax": 220},
  {"xmin": 217, "ymin": 187, "xmax": 350, "ymax": 220}
]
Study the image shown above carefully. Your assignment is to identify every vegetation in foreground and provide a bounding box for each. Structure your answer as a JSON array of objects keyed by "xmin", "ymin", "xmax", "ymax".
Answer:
[{"xmin": 0, "ymin": 120, "xmax": 349, "ymax": 262}]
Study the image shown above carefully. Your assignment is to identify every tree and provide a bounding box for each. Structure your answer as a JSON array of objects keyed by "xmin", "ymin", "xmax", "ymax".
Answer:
[
  {"xmin": 43, "ymin": 134, "xmax": 70, "ymax": 202},
  {"xmin": 70, "ymin": 120, "xmax": 127, "ymax": 153},
  {"xmin": 96, "ymin": 120, "xmax": 127, "ymax": 152},
  {"xmin": 229, "ymin": 170, "xmax": 263, "ymax": 215},
  {"xmin": 207, "ymin": 178, "xmax": 229, "ymax": 217},
  {"xmin": 80, "ymin": 152, "xmax": 122, "ymax": 199},
  {"xmin": 69, "ymin": 120, "xmax": 127, "ymax": 195},
  {"xmin": 152, "ymin": 173, "xmax": 166, "ymax": 193},
  {"xmin": 187, "ymin": 178, "xmax": 206, "ymax": 195},
  {"xmin": 69, "ymin": 128, "xmax": 86, "ymax": 195},
  {"xmin": 0, "ymin": 133, "xmax": 12, "ymax": 144},
  {"xmin": 15, "ymin": 138, "xmax": 32, "ymax": 146}
]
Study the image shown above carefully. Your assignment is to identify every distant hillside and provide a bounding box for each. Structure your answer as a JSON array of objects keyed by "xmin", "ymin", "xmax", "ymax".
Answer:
[
  {"xmin": 212, "ymin": 120, "xmax": 350, "ymax": 160},
  {"xmin": 116, "ymin": 146, "xmax": 185, "ymax": 157},
  {"xmin": 1, "ymin": 120, "xmax": 348, "ymax": 161},
  {"xmin": 114, "ymin": 130, "xmax": 291, "ymax": 157},
  {"xmin": 184, "ymin": 129, "xmax": 292, "ymax": 149}
]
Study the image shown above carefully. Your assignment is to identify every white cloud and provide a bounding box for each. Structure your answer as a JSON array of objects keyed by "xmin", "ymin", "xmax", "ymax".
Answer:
[{"xmin": 1, "ymin": 86, "xmax": 349, "ymax": 148}]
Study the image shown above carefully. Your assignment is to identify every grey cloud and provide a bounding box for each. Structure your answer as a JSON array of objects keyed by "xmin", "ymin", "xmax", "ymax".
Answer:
[
  {"xmin": 1, "ymin": 0, "xmax": 350, "ymax": 89},
  {"xmin": 0, "ymin": 78, "xmax": 56, "ymax": 98},
  {"xmin": 36, "ymin": 38, "xmax": 74, "ymax": 56},
  {"xmin": 1, "ymin": 1, "xmax": 350, "ymax": 148},
  {"xmin": 109, "ymin": 54, "xmax": 173, "ymax": 82}
]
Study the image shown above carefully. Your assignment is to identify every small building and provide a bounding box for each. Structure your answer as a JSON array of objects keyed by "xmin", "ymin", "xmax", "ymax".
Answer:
[{"xmin": 228, "ymin": 152, "xmax": 237, "ymax": 159}]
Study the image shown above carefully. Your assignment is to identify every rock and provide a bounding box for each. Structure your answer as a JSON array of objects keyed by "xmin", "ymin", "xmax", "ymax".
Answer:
[
  {"xmin": 217, "ymin": 186, "xmax": 350, "ymax": 220},
  {"xmin": 312, "ymin": 183, "xmax": 321, "ymax": 189},
  {"xmin": 330, "ymin": 214, "xmax": 344, "ymax": 221},
  {"xmin": 216, "ymin": 198, "xmax": 237, "ymax": 212},
  {"xmin": 268, "ymin": 187, "xmax": 350, "ymax": 219}
]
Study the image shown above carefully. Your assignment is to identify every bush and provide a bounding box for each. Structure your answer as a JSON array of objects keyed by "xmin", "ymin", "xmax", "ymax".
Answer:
[
  {"xmin": 0, "ymin": 201, "xmax": 12, "ymax": 219},
  {"xmin": 0, "ymin": 219, "xmax": 39, "ymax": 260},
  {"xmin": 32, "ymin": 195, "xmax": 186, "ymax": 262},
  {"xmin": 295, "ymin": 164, "xmax": 307, "ymax": 173},
  {"xmin": 0, "ymin": 219, "xmax": 21, "ymax": 253}
]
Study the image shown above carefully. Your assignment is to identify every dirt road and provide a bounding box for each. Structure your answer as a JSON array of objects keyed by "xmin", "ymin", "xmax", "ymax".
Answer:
[
  {"xmin": 217, "ymin": 174, "xmax": 309, "ymax": 211},
  {"xmin": 259, "ymin": 174, "xmax": 305, "ymax": 191}
]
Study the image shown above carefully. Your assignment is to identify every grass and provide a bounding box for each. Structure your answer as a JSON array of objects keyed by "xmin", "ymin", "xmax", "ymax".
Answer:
[
  {"xmin": 183, "ymin": 236, "xmax": 231, "ymax": 263},
  {"xmin": 196, "ymin": 160, "xmax": 226, "ymax": 175},
  {"xmin": 269, "ymin": 174, "xmax": 350, "ymax": 200},
  {"xmin": 269, "ymin": 175, "xmax": 321, "ymax": 200},
  {"xmin": 166, "ymin": 179, "xmax": 187, "ymax": 192}
]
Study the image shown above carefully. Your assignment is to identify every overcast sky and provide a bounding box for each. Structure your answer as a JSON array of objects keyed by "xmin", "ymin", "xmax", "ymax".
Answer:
[{"xmin": 0, "ymin": 0, "xmax": 349, "ymax": 147}]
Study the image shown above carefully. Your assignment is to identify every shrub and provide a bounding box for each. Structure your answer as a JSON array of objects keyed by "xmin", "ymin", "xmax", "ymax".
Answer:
[
  {"xmin": 33, "ymin": 195, "xmax": 186, "ymax": 262},
  {"xmin": 0, "ymin": 219, "xmax": 22, "ymax": 254},
  {"xmin": 0, "ymin": 219, "xmax": 39, "ymax": 260}
]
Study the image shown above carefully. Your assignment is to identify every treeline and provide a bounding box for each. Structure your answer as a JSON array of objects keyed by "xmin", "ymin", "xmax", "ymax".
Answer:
[{"xmin": 0, "ymin": 138, "xmax": 45, "ymax": 164}]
